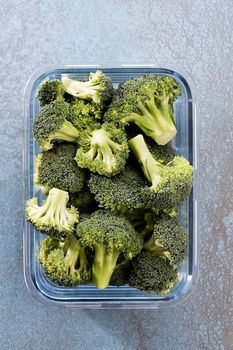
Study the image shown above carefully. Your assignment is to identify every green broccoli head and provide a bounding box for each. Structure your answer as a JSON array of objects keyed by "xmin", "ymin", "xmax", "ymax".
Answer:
[
  {"xmin": 38, "ymin": 233, "xmax": 91, "ymax": 286},
  {"xmin": 26, "ymin": 188, "xmax": 79, "ymax": 237},
  {"xmin": 129, "ymin": 134, "xmax": 193, "ymax": 208},
  {"xmin": 37, "ymin": 80, "xmax": 64, "ymax": 106},
  {"xmin": 88, "ymin": 165, "xmax": 148, "ymax": 211},
  {"xmin": 62, "ymin": 70, "xmax": 114, "ymax": 111},
  {"xmin": 34, "ymin": 143, "xmax": 86, "ymax": 194},
  {"xmin": 75, "ymin": 123, "xmax": 129, "ymax": 176},
  {"xmin": 67, "ymin": 98, "xmax": 103, "ymax": 132},
  {"xmin": 33, "ymin": 101, "xmax": 79, "ymax": 151},
  {"xmin": 129, "ymin": 252, "xmax": 178, "ymax": 294},
  {"xmin": 69, "ymin": 188, "xmax": 97, "ymax": 214},
  {"xmin": 144, "ymin": 213, "xmax": 188, "ymax": 264},
  {"xmin": 76, "ymin": 210, "xmax": 143, "ymax": 289},
  {"xmin": 104, "ymin": 75, "xmax": 181, "ymax": 145}
]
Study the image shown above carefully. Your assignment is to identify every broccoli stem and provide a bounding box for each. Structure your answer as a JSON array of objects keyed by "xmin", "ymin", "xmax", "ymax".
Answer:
[
  {"xmin": 62, "ymin": 77, "xmax": 98, "ymax": 99},
  {"xmin": 93, "ymin": 243, "xmax": 120, "ymax": 289},
  {"xmin": 129, "ymin": 135, "xmax": 162, "ymax": 189},
  {"xmin": 122, "ymin": 94, "xmax": 176, "ymax": 145},
  {"xmin": 54, "ymin": 120, "xmax": 79, "ymax": 141},
  {"xmin": 64, "ymin": 233, "xmax": 80, "ymax": 274},
  {"xmin": 144, "ymin": 236, "xmax": 172, "ymax": 261},
  {"xmin": 88, "ymin": 129, "xmax": 121, "ymax": 170}
]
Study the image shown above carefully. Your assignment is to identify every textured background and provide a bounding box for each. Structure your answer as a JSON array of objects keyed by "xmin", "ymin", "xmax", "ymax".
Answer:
[{"xmin": 0, "ymin": 0, "xmax": 233, "ymax": 349}]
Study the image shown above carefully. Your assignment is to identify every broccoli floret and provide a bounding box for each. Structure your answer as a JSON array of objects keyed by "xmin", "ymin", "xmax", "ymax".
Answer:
[
  {"xmin": 75, "ymin": 123, "xmax": 129, "ymax": 176},
  {"xmin": 104, "ymin": 75, "xmax": 181, "ymax": 145},
  {"xmin": 33, "ymin": 101, "xmax": 79, "ymax": 151},
  {"xmin": 129, "ymin": 134, "xmax": 193, "ymax": 208},
  {"xmin": 62, "ymin": 70, "xmax": 114, "ymax": 112},
  {"xmin": 38, "ymin": 233, "xmax": 91, "ymax": 286},
  {"xmin": 26, "ymin": 188, "xmax": 79, "ymax": 237},
  {"xmin": 109, "ymin": 260, "xmax": 132, "ymax": 287},
  {"xmin": 37, "ymin": 80, "xmax": 64, "ymax": 106},
  {"xmin": 76, "ymin": 210, "xmax": 143, "ymax": 289},
  {"xmin": 69, "ymin": 188, "xmax": 98, "ymax": 213},
  {"xmin": 144, "ymin": 213, "xmax": 188, "ymax": 264},
  {"xmin": 129, "ymin": 252, "xmax": 178, "ymax": 294},
  {"xmin": 34, "ymin": 143, "xmax": 86, "ymax": 194},
  {"xmin": 67, "ymin": 98, "xmax": 102, "ymax": 132},
  {"xmin": 88, "ymin": 165, "xmax": 148, "ymax": 210}
]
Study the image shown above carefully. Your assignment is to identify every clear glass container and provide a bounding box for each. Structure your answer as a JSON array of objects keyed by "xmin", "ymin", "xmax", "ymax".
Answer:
[{"xmin": 23, "ymin": 65, "xmax": 198, "ymax": 309}]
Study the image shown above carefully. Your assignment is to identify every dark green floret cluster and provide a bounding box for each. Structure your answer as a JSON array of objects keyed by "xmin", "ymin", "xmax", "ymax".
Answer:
[{"xmin": 26, "ymin": 70, "xmax": 193, "ymax": 294}]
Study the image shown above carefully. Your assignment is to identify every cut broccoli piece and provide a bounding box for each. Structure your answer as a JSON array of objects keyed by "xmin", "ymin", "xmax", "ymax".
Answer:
[
  {"xmin": 38, "ymin": 233, "xmax": 91, "ymax": 286},
  {"xmin": 76, "ymin": 210, "xmax": 143, "ymax": 289},
  {"xmin": 34, "ymin": 143, "xmax": 86, "ymax": 194},
  {"xmin": 104, "ymin": 75, "xmax": 181, "ymax": 145},
  {"xmin": 62, "ymin": 70, "xmax": 114, "ymax": 111},
  {"xmin": 144, "ymin": 213, "xmax": 188, "ymax": 264},
  {"xmin": 88, "ymin": 165, "xmax": 148, "ymax": 210},
  {"xmin": 37, "ymin": 80, "xmax": 64, "ymax": 106},
  {"xmin": 69, "ymin": 187, "xmax": 98, "ymax": 213},
  {"xmin": 129, "ymin": 252, "xmax": 178, "ymax": 294},
  {"xmin": 33, "ymin": 101, "xmax": 79, "ymax": 150},
  {"xmin": 26, "ymin": 188, "xmax": 78, "ymax": 237},
  {"xmin": 129, "ymin": 134, "xmax": 193, "ymax": 208},
  {"xmin": 75, "ymin": 123, "xmax": 129, "ymax": 176}
]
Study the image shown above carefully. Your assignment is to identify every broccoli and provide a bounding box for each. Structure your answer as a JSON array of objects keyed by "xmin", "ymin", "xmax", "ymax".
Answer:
[
  {"xmin": 129, "ymin": 134, "xmax": 193, "ymax": 208},
  {"xmin": 104, "ymin": 75, "xmax": 181, "ymax": 145},
  {"xmin": 67, "ymin": 98, "xmax": 102, "ymax": 132},
  {"xmin": 62, "ymin": 70, "xmax": 114, "ymax": 112},
  {"xmin": 129, "ymin": 252, "xmax": 178, "ymax": 294},
  {"xmin": 37, "ymin": 79, "xmax": 64, "ymax": 106},
  {"xmin": 75, "ymin": 123, "xmax": 129, "ymax": 176},
  {"xmin": 109, "ymin": 260, "xmax": 132, "ymax": 287},
  {"xmin": 34, "ymin": 143, "xmax": 86, "ymax": 194},
  {"xmin": 38, "ymin": 233, "xmax": 91, "ymax": 286},
  {"xmin": 26, "ymin": 188, "xmax": 78, "ymax": 237},
  {"xmin": 33, "ymin": 101, "xmax": 79, "ymax": 151},
  {"xmin": 69, "ymin": 188, "xmax": 97, "ymax": 213},
  {"xmin": 88, "ymin": 165, "xmax": 148, "ymax": 210},
  {"xmin": 144, "ymin": 213, "xmax": 188, "ymax": 264},
  {"xmin": 76, "ymin": 210, "xmax": 143, "ymax": 289}
]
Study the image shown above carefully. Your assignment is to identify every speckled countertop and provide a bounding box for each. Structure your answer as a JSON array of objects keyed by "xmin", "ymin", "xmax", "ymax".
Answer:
[{"xmin": 0, "ymin": 1, "xmax": 232, "ymax": 349}]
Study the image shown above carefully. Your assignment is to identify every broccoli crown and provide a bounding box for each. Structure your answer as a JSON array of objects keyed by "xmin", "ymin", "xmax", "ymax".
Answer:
[
  {"xmin": 67, "ymin": 98, "xmax": 102, "ymax": 132},
  {"xmin": 76, "ymin": 210, "xmax": 142, "ymax": 257},
  {"xmin": 104, "ymin": 75, "xmax": 181, "ymax": 145},
  {"xmin": 33, "ymin": 101, "xmax": 79, "ymax": 150},
  {"xmin": 62, "ymin": 70, "xmax": 114, "ymax": 111},
  {"xmin": 76, "ymin": 210, "xmax": 143, "ymax": 288},
  {"xmin": 109, "ymin": 260, "xmax": 132, "ymax": 287},
  {"xmin": 129, "ymin": 135, "xmax": 193, "ymax": 208},
  {"xmin": 88, "ymin": 165, "xmax": 148, "ymax": 210},
  {"xmin": 75, "ymin": 123, "xmax": 129, "ymax": 176},
  {"xmin": 37, "ymin": 80, "xmax": 64, "ymax": 106},
  {"xmin": 144, "ymin": 213, "xmax": 188, "ymax": 264},
  {"xmin": 34, "ymin": 143, "xmax": 86, "ymax": 194},
  {"xmin": 129, "ymin": 252, "xmax": 178, "ymax": 294},
  {"xmin": 69, "ymin": 188, "xmax": 97, "ymax": 213},
  {"xmin": 38, "ymin": 233, "xmax": 91, "ymax": 286},
  {"xmin": 26, "ymin": 188, "xmax": 79, "ymax": 236}
]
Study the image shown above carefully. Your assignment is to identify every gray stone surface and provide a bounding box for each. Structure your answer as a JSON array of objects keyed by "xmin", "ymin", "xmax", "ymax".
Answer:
[{"xmin": 0, "ymin": 0, "xmax": 232, "ymax": 349}]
